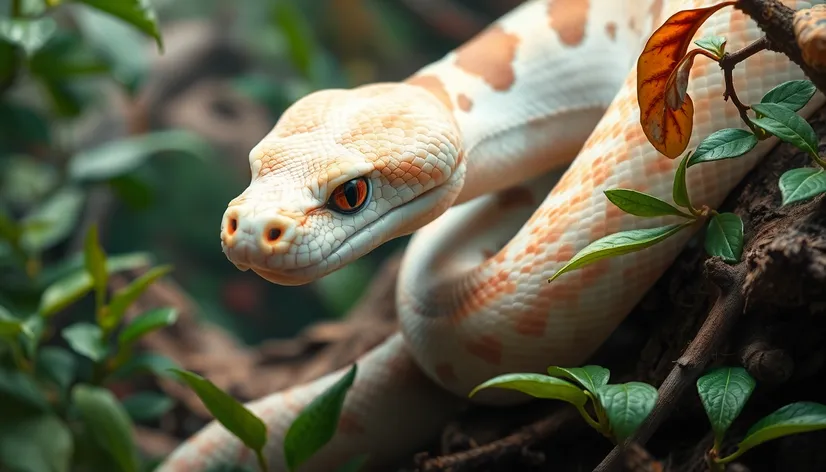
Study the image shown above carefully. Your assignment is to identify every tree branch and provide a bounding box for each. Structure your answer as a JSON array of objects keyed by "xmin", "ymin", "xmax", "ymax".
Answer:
[{"xmin": 720, "ymin": 36, "xmax": 770, "ymax": 132}]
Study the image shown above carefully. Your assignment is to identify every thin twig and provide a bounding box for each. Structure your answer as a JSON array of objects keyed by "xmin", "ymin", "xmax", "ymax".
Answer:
[
  {"xmin": 719, "ymin": 36, "xmax": 771, "ymax": 133},
  {"xmin": 593, "ymin": 258, "xmax": 748, "ymax": 472}
]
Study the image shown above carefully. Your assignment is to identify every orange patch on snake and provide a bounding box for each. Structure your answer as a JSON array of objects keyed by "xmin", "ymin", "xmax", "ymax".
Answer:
[
  {"xmin": 435, "ymin": 363, "xmax": 458, "ymax": 384},
  {"xmin": 451, "ymin": 269, "xmax": 515, "ymax": 322},
  {"xmin": 605, "ymin": 22, "xmax": 617, "ymax": 41},
  {"xmin": 465, "ymin": 335, "xmax": 503, "ymax": 365},
  {"xmin": 548, "ymin": 0, "xmax": 590, "ymax": 46},
  {"xmin": 406, "ymin": 74, "xmax": 453, "ymax": 111},
  {"xmin": 645, "ymin": 155, "xmax": 673, "ymax": 176},
  {"xmin": 455, "ymin": 25, "xmax": 519, "ymax": 91},
  {"xmin": 457, "ymin": 93, "xmax": 474, "ymax": 112}
]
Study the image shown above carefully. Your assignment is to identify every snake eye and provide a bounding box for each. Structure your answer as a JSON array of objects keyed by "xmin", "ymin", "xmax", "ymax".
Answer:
[{"xmin": 328, "ymin": 177, "xmax": 370, "ymax": 214}]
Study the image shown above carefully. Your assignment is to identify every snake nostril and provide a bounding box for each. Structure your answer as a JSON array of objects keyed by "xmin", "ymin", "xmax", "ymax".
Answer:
[{"xmin": 266, "ymin": 227, "xmax": 282, "ymax": 243}]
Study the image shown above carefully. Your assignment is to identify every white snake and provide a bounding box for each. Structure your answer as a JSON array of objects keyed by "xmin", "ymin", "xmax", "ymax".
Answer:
[{"xmin": 159, "ymin": 1, "xmax": 825, "ymax": 470}]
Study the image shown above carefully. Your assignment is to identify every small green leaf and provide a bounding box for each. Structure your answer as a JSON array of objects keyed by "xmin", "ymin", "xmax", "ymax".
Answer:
[
  {"xmin": 469, "ymin": 372, "xmax": 588, "ymax": 405},
  {"xmin": 77, "ymin": 0, "xmax": 163, "ymax": 50},
  {"xmin": 284, "ymin": 364, "xmax": 358, "ymax": 471},
  {"xmin": 673, "ymin": 152, "xmax": 691, "ymax": 209},
  {"xmin": 0, "ymin": 306, "xmax": 27, "ymax": 338},
  {"xmin": 20, "ymin": 186, "xmax": 85, "ymax": 253},
  {"xmin": 171, "ymin": 369, "xmax": 267, "ymax": 454},
  {"xmin": 108, "ymin": 352, "xmax": 179, "ymax": 380},
  {"xmin": 694, "ymin": 35, "xmax": 726, "ymax": 57},
  {"xmin": 120, "ymin": 392, "xmax": 174, "ymax": 422},
  {"xmin": 72, "ymin": 384, "xmax": 139, "ymax": 472},
  {"xmin": 604, "ymin": 189, "xmax": 692, "ymax": 218},
  {"xmin": 83, "ymin": 224, "xmax": 107, "ymax": 314},
  {"xmin": 761, "ymin": 80, "xmax": 817, "ymax": 111},
  {"xmin": 696, "ymin": 367, "xmax": 755, "ymax": 447},
  {"xmin": 0, "ymin": 17, "xmax": 57, "ymax": 56},
  {"xmin": 549, "ymin": 223, "xmax": 692, "ymax": 282},
  {"xmin": 729, "ymin": 402, "xmax": 826, "ymax": 460},
  {"xmin": 705, "ymin": 212, "xmax": 744, "ymax": 263},
  {"xmin": 0, "ymin": 413, "xmax": 73, "ymax": 472},
  {"xmin": 61, "ymin": 323, "xmax": 108, "ymax": 362},
  {"xmin": 778, "ymin": 168, "xmax": 826, "ymax": 205},
  {"xmin": 688, "ymin": 128, "xmax": 758, "ymax": 167},
  {"xmin": 596, "ymin": 382, "xmax": 658, "ymax": 443},
  {"xmin": 105, "ymin": 265, "xmax": 172, "ymax": 330},
  {"xmin": 118, "ymin": 307, "xmax": 178, "ymax": 346},
  {"xmin": 0, "ymin": 368, "xmax": 50, "ymax": 413},
  {"xmin": 546, "ymin": 365, "xmax": 610, "ymax": 394},
  {"xmin": 750, "ymin": 103, "xmax": 819, "ymax": 158},
  {"xmin": 35, "ymin": 347, "xmax": 77, "ymax": 393}
]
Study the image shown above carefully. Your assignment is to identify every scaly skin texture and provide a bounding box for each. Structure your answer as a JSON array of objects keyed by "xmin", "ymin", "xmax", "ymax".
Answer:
[{"xmin": 159, "ymin": 1, "xmax": 825, "ymax": 471}]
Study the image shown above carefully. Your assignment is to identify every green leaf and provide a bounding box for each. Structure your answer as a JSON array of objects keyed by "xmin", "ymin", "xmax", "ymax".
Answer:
[
  {"xmin": 729, "ymin": 402, "xmax": 826, "ymax": 460},
  {"xmin": 0, "ymin": 306, "xmax": 28, "ymax": 338},
  {"xmin": 688, "ymin": 128, "xmax": 758, "ymax": 167},
  {"xmin": 38, "ymin": 253, "xmax": 152, "ymax": 317},
  {"xmin": 604, "ymin": 189, "xmax": 692, "ymax": 218},
  {"xmin": 28, "ymin": 33, "xmax": 110, "ymax": 80},
  {"xmin": 761, "ymin": 80, "xmax": 817, "ymax": 112},
  {"xmin": 284, "ymin": 364, "xmax": 358, "ymax": 471},
  {"xmin": 705, "ymin": 212, "xmax": 744, "ymax": 263},
  {"xmin": 108, "ymin": 352, "xmax": 179, "ymax": 380},
  {"xmin": 469, "ymin": 372, "xmax": 587, "ymax": 405},
  {"xmin": 118, "ymin": 307, "xmax": 178, "ymax": 346},
  {"xmin": 778, "ymin": 167, "xmax": 826, "ymax": 205},
  {"xmin": 696, "ymin": 367, "xmax": 756, "ymax": 447},
  {"xmin": 673, "ymin": 152, "xmax": 691, "ymax": 209},
  {"xmin": 0, "ymin": 368, "xmax": 50, "ymax": 413},
  {"xmin": 596, "ymin": 382, "xmax": 658, "ymax": 443},
  {"xmin": 62, "ymin": 322, "xmax": 108, "ymax": 362},
  {"xmin": 105, "ymin": 265, "xmax": 172, "ymax": 331},
  {"xmin": 35, "ymin": 347, "xmax": 77, "ymax": 393},
  {"xmin": 72, "ymin": 384, "xmax": 139, "ymax": 472},
  {"xmin": 83, "ymin": 224, "xmax": 108, "ymax": 313},
  {"xmin": 171, "ymin": 369, "xmax": 267, "ymax": 454},
  {"xmin": 121, "ymin": 391, "xmax": 174, "ymax": 422},
  {"xmin": 271, "ymin": 0, "xmax": 318, "ymax": 81},
  {"xmin": 694, "ymin": 35, "xmax": 726, "ymax": 57},
  {"xmin": 20, "ymin": 186, "xmax": 85, "ymax": 253},
  {"xmin": 546, "ymin": 365, "xmax": 611, "ymax": 394},
  {"xmin": 76, "ymin": 0, "xmax": 163, "ymax": 50},
  {"xmin": 68, "ymin": 130, "xmax": 210, "ymax": 182},
  {"xmin": 549, "ymin": 223, "xmax": 692, "ymax": 282},
  {"xmin": 0, "ymin": 413, "xmax": 73, "ymax": 472},
  {"xmin": 750, "ymin": 103, "xmax": 819, "ymax": 158},
  {"xmin": 0, "ymin": 17, "xmax": 57, "ymax": 56}
]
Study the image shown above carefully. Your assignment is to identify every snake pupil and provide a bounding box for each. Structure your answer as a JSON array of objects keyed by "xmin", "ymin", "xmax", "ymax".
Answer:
[
  {"xmin": 328, "ymin": 177, "xmax": 370, "ymax": 214},
  {"xmin": 344, "ymin": 181, "xmax": 359, "ymax": 207}
]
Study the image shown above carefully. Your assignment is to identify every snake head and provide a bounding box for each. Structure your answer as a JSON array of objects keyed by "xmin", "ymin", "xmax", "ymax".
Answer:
[{"xmin": 221, "ymin": 83, "xmax": 466, "ymax": 285}]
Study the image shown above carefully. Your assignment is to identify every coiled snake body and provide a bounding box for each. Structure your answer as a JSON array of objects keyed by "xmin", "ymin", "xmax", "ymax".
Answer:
[{"xmin": 160, "ymin": 1, "xmax": 825, "ymax": 470}]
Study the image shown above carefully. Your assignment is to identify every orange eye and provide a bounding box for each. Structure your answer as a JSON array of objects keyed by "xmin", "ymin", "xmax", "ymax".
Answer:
[{"xmin": 328, "ymin": 177, "xmax": 370, "ymax": 214}]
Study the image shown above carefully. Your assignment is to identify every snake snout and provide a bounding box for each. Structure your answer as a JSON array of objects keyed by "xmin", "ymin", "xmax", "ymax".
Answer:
[{"xmin": 221, "ymin": 207, "xmax": 297, "ymax": 258}]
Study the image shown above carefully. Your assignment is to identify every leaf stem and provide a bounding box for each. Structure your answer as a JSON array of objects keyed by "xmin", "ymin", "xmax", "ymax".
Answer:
[
  {"xmin": 575, "ymin": 402, "xmax": 603, "ymax": 432},
  {"xmin": 256, "ymin": 449, "xmax": 269, "ymax": 472},
  {"xmin": 719, "ymin": 36, "xmax": 770, "ymax": 134}
]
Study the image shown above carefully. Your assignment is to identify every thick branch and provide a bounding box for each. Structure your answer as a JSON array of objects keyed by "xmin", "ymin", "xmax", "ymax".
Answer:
[{"xmin": 593, "ymin": 259, "xmax": 748, "ymax": 472}]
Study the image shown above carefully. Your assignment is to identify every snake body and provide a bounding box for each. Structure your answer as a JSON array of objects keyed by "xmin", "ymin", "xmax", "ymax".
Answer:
[{"xmin": 159, "ymin": 1, "xmax": 825, "ymax": 470}]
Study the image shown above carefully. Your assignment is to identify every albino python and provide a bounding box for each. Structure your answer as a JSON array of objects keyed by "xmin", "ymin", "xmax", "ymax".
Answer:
[{"xmin": 160, "ymin": 0, "xmax": 826, "ymax": 470}]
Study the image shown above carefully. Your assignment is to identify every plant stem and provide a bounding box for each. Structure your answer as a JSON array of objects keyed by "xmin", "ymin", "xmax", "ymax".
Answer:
[
  {"xmin": 256, "ymin": 449, "xmax": 269, "ymax": 472},
  {"xmin": 719, "ymin": 36, "xmax": 771, "ymax": 133},
  {"xmin": 575, "ymin": 403, "xmax": 603, "ymax": 432}
]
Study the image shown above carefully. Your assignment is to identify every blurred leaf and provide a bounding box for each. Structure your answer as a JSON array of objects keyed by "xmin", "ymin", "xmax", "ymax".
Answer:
[
  {"xmin": 596, "ymin": 382, "xmax": 658, "ymax": 443},
  {"xmin": 83, "ymin": 224, "xmax": 108, "ymax": 314},
  {"xmin": 37, "ymin": 251, "xmax": 151, "ymax": 290},
  {"xmin": 109, "ymin": 174, "xmax": 154, "ymax": 210},
  {"xmin": 118, "ymin": 307, "xmax": 177, "ymax": 346},
  {"xmin": 779, "ymin": 167, "xmax": 826, "ymax": 205},
  {"xmin": 284, "ymin": 364, "xmax": 357, "ymax": 471},
  {"xmin": 272, "ymin": 0, "xmax": 317, "ymax": 81},
  {"xmin": 29, "ymin": 32, "xmax": 110, "ymax": 80},
  {"xmin": 35, "ymin": 346, "xmax": 77, "ymax": 393},
  {"xmin": 0, "ymin": 103, "xmax": 51, "ymax": 147},
  {"xmin": 0, "ymin": 17, "xmax": 57, "ymax": 56},
  {"xmin": 62, "ymin": 322, "xmax": 108, "ymax": 362},
  {"xmin": 76, "ymin": 0, "xmax": 162, "ymax": 49},
  {"xmin": 108, "ymin": 352, "xmax": 178, "ymax": 380},
  {"xmin": 704, "ymin": 212, "xmax": 744, "ymax": 263},
  {"xmin": 696, "ymin": 367, "xmax": 755, "ymax": 447},
  {"xmin": 469, "ymin": 372, "xmax": 587, "ymax": 405},
  {"xmin": 0, "ymin": 157, "xmax": 59, "ymax": 211},
  {"xmin": 121, "ymin": 391, "xmax": 174, "ymax": 422},
  {"xmin": 171, "ymin": 369, "xmax": 268, "ymax": 456},
  {"xmin": 0, "ymin": 368, "xmax": 50, "ymax": 412},
  {"xmin": 72, "ymin": 384, "xmax": 139, "ymax": 472},
  {"xmin": 0, "ymin": 304, "xmax": 27, "ymax": 337},
  {"xmin": 761, "ymin": 80, "xmax": 817, "ymax": 112},
  {"xmin": 0, "ymin": 413, "xmax": 73, "ymax": 472},
  {"xmin": 40, "ymin": 78, "xmax": 86, "ymax": 117},
  {"xmin": 546, "ymin": 365, "xmax": 610, "ymax": 394},
  {"xmin": 19, "ymin": 186, "xmax": 85, "ymax": 253},
  {"xmin": 730, "ymin": 402, "xmax": 826, "ymax": 460},
  {"xmin": 38, "ymin": 252, "xmax": 152, "ymax": 317},
  {"xmin": 105, "ymin": 264, "xmax": 172, "ymax": 331},
  {"xmin": 68, "ymin": 130, "xmax": 211, "ymax": 182}
]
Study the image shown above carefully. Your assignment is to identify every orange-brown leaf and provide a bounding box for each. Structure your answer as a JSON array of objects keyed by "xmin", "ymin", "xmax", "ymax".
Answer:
[{"xmin": 637, "ymin": 1, "xmax": 735, "ymax": 158}]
